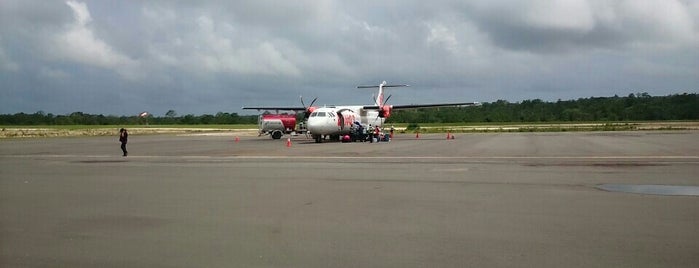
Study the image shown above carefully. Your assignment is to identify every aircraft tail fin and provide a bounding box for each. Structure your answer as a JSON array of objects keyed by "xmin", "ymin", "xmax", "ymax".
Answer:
[{"xmin": 357, "ymin": 81, "xmax": 409, "ymax": 106}]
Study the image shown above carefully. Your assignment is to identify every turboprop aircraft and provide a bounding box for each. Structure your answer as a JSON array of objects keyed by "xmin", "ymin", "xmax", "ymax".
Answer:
[{"xmin": 243, "ymin": 81, "xmax": 480, "ymax": 143}]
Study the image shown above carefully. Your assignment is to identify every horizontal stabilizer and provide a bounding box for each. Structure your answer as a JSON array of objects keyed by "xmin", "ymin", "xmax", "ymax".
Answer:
[{"xmin": 357, "ymin": 84, "xmax": 409, "ymax": 88}]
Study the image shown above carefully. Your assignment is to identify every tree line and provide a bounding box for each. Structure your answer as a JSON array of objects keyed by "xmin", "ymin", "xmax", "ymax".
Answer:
[
  {"xmin": 0, "ymin": 111, "xmax": 257, "ymax": 125},
  {"xmin": 0, "ymin": 93, "xmax": 697, "ymax": 125},
  {"xmin": 388, "ymin": 93, "xmax": 698, "ymax": 123}
]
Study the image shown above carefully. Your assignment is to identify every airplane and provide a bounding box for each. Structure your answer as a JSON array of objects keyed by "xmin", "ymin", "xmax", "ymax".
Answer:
[{"xmin": 243, "ymin": 81, "xmax": 480, "ymax": 143}]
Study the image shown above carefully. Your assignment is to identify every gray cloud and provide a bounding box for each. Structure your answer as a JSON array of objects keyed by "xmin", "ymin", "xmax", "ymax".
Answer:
[
  {"xmin": 459, "ymin": 0, "xmax": 698, "ymax": 53},
  {"xmin": 1, "ymin": 0, "xmax": 697, "ymax": 115}
]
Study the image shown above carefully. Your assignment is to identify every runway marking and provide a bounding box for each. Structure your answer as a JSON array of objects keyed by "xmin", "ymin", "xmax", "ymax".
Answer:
[
  {"xmin": 2, "ymin": 154, "xmax": 698, "ymax": 160},
  {"xmin": 597, "ymin": 184, "xmax": 699, "ymax": 196},
  {"xmin": 226, "ymin": 155, "xmax": 699, "ymax": 160}
]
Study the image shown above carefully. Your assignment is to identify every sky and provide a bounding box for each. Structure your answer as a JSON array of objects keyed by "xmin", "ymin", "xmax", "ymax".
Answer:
[{"xmin": 1, "ymin": 0, "xmax": 698, "ymax": 116}]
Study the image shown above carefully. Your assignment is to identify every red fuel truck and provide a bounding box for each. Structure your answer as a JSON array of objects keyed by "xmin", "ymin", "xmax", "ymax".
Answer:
[{"xmin": 257, "ymin": 114, "xmax": 304, "ymax": 139}]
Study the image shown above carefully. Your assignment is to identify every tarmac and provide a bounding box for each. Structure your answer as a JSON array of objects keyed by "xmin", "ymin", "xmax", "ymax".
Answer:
[{"xmin": 1, "ymin": 131, "xmax": 698, "ymax": 267}]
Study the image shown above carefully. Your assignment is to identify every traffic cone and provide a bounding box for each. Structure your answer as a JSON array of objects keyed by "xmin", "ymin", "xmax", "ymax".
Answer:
[
  {"xmin": 286, "ymin": 138, "xmax": 292, "ymax": 147},
  {"xmin": 416, "ymin": 131, "xmax": 420, "ymax": 139},
  {"xmin": 234, "ymin": 136, "xmax": 239, "ymax": 143},
  {"xmin": 446, "ymin": 132, "xmax": 451, "ymax": 140}
]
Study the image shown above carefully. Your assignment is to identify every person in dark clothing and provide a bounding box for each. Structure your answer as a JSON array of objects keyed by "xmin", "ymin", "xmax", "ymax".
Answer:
[
  {"xmin": 374, "ymin": 125, "xmax": 381, "ymax": 143},
  {"xmin": 119, "ymin": 128, "xmax": 128, "ymax": 156}
]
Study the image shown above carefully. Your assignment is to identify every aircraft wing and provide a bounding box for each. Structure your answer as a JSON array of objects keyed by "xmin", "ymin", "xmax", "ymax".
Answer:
[
  {"xmin": 242, "ymin": 106, "xmax": 307, "ymax": 111},
  {"xmin": 362, "ymin": 102, "xmax": 480, "ymax": 110}
]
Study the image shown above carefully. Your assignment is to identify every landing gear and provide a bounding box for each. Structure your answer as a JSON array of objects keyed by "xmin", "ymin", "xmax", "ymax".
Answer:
[{"xmin": 313, "ymin": 134, "xmax": 323, "ymax": 143}]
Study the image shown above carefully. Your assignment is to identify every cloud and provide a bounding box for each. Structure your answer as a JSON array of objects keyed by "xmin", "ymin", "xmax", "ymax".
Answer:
[
  {"xmin": 460, "ymin": 0, "xmax": 698, "ymax": 53},
  {"xmin": 39, "ymin": 67, "xmax": 70, "ymax": 79},
  {"xmin": 65, "ymin": 0, "xmax": 90, "ymax": 25},
  {"xmin": 191, "ymin": 16, "xmax": 301, "ymax": 76},
  {"xmin": 0, "ymin": 42, "xmax": 19, "ymax": 72},
  {"xmin": 139, "ymin": 9, "xmax": 307, "ymax": 78},
  {"xmin": 426, "ymin": 23, "xmax": 459, "ymax": 54},
  {"xmin": 487, "ymin": 0, "xmax": 596, "ymax": 32},
  {"xmin": 614, "ymin": 0, "xmax": 697, "ymax": 48},
  {"xmin": 0, "ymin": 1, "xmax": 697, "ymax": 115},
  {"xmin": 52, "ymin": 1, "xmax": 141, "ymax": 79}
]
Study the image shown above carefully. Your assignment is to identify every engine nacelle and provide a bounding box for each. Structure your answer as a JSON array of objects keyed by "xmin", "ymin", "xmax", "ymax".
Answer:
[
  {"xmin": 304, "ymin": 106, "xmax": 317, "ymax": 119},
  {"xmin": 378, "ymin": 106, "xmax": 391, "ymax": 118}
]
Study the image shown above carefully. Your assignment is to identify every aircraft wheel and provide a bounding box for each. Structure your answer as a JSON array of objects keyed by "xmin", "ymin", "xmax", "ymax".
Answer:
[{"xmin": 313, "ymin": 135, "xmax": 322, "ymax": 143}]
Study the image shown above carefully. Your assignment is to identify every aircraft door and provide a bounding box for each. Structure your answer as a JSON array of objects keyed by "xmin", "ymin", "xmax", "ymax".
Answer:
[
  {"xmin": 336, "ymin": 109, "xmax": 357, "ymax": 131},
  {"xmin": 337, "ymin": 111, "xmax": 344, "ymax": 130}
]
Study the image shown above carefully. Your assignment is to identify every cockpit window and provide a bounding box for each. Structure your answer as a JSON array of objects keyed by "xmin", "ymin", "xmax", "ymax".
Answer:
[
  {"xmin": 310, "ymin": 112, "xmax": 318, "ymax": 117},
  {"xmin": 317, "ymin": 112, "xmax": 326, "ymax": 117}
]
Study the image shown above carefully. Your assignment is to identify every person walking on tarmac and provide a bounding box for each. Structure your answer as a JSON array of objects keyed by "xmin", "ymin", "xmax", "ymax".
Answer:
[
  {"xmin": 119, "ymin": 128, "xmax": 128, "ymax": 156},
  {"xmin": 367, "ymin": 124, "xmax": 374, "ymax": 143}
]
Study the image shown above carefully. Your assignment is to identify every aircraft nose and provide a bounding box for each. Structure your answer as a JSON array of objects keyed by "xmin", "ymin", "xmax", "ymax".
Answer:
[{"xmin": 307, "ymin": 117, "xmax": 322, "ymax": 133}]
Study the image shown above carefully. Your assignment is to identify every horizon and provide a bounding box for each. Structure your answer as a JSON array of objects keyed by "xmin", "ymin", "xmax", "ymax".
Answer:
[{"xmin": 2, "ymin": 92, "xmax": 695, "ymax": 117}]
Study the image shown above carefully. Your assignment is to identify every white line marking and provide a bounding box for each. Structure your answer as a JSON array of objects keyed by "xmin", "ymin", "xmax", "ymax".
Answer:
[{"xmin": 2, "ymin": 155, "xmax": 698, "ymax": 160}]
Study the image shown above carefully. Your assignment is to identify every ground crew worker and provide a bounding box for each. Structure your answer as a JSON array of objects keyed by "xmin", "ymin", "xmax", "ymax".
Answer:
[
  {"xmin": 119, "ymin": 128, "xmax": 128, "ymax": 156},
  {"xmin": 374, "ymin": 125, "xmax": 381, "ymax": 142}
]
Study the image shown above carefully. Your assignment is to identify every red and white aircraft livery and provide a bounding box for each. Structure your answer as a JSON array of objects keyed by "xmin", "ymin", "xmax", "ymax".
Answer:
[{"xmin": 243, "ymin": 81, "xmax": 479, "ymax": 143}]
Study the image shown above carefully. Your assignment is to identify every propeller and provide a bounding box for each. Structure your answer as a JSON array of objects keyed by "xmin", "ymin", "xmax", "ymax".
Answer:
[
  {"xmin": 383, "ymin": 95, "xmax": 392, "ymax": 106},
  {"xmin": 300, "ymin": 96, "xmax": 318, "ymax": 119},
  {"xmin": 378, "ymin": 94, "xmax": 392, "ymax": 118}
]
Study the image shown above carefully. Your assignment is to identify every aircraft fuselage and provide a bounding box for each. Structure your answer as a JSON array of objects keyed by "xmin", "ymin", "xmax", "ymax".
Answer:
[{"xmin": 307, "ymin": 106, "xmax": 386, "ymax": 142}]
